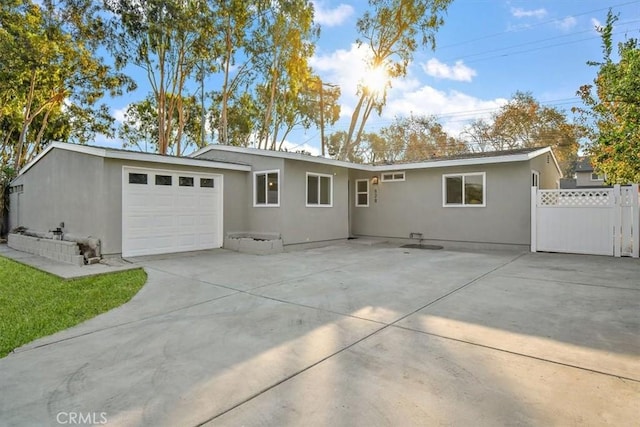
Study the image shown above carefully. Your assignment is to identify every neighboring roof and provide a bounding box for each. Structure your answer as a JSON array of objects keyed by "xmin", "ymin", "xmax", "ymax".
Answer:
[
  {"xmin": 191, "ymin": 144, "xmax": 561, "ymax": 174},
  {"xmin": 18, "ymin": 142, "xmax": 252, "ymax": 176},
  {"xmin": 575, "ymin": 156, "xmax": 594, "ymax": 172}
]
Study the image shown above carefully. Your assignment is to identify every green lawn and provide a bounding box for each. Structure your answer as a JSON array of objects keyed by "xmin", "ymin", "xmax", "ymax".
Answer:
[{"xmin": 0, "ymin": 256, "xmax": 147, "ymax": 358}]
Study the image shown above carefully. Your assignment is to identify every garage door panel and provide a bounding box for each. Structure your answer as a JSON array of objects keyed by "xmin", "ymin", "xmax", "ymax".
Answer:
[
  {"xmin": 123, "ymin": 167, "xmax": 223, "ymax": 257},
  {"xmin": 152, "ymin": 215, "xmax": 176, "ymax": 228}
]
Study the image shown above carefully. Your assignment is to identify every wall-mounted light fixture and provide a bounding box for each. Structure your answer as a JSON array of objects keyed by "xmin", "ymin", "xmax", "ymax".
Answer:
[{"xmin": 371, "ymin": 176, "xmax": 379, "ymax": 185}]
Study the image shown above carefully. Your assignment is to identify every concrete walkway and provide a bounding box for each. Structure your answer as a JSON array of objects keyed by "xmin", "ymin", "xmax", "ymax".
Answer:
[
  {"xmin": 0, "ymin": 244, "xmax": 139, "ymax": 279},
  {"xmin": 0, "ymin": 243, "xmax": 638, "ymax": 426}
]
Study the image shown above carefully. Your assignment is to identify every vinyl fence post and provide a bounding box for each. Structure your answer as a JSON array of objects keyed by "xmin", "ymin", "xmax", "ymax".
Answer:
[
  {"xmin": 531, "ymin": 186, "xmax": 537, "ymax": 253},
  {"xmin": 613, "ymin": 184, "xmax": 622, "ymax": 257},
  {"xmin": 632, "ymin": 184, "xmax": 639, "ymax": 258}
]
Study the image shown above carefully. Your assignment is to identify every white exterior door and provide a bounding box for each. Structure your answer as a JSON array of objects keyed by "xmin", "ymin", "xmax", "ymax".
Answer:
[{"xmin": 122, "ymin": 167, "xmax": 223, "ymax": 257}]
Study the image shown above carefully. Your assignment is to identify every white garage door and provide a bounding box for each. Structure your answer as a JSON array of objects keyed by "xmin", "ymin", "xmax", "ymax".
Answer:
[{"xmin": 122, "ymin": 167, "xmax": 223, "ymax": 257}]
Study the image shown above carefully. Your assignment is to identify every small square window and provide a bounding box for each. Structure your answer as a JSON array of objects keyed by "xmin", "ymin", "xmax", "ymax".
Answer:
[
  {"xmin": 381, "ymin": 171, "xmax": 405, "ymax": 182},
  {"xmin": 179, "ymin": 176, "xmax": 194, "ymax": 187},
  {"xmin": 155, "ymin": 175, "xmax": 172, "ymax": 186},
  {"xmin": 128, "ymin": 173, "xmax": 148, "ymax": 184},
  {"xmin": 200, "ymin": 178, "xmax": 214, "ymax": 188}
]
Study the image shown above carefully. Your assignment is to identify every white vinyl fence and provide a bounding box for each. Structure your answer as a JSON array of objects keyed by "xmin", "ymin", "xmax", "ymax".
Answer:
[{"xmin": 531, "ymin": 184, "xmax": 640, "ymax": 257}]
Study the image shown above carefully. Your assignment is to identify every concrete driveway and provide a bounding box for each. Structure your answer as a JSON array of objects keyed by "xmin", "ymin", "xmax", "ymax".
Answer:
[{"xmin": 1, "ymin": 243, "xmax": 638, "ymax": 426}]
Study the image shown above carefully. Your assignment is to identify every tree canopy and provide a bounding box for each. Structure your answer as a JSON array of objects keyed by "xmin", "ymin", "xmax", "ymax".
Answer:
[
  {"xmin": 336, "ymin": 0, "xmax": 453, "ymax": 160},
  {"xmin": 0, "ymin": 0, "xmax": 132, "ymax": 171},
  {"xmin": 464, "ymin": 92, "xmax": 582, "ymax": 176},
  {"xmin": 574, "ymin": 10, "xmax": 640, "ymax": 183}
]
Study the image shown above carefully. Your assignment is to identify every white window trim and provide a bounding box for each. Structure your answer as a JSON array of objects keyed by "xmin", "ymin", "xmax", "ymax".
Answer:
[
  {"xmin": 253, "ymin": 169, "xmax": 280, "ymax": 207},
  {"xmin": 381, "ymin": 171, "xmax": 406, "ymax": 182},
  {"xmin": 355, "ymin": 179, "xmax": 369, "ymax": 207},
  {"xmin": 306, "ymin": 172, "xmax": 333, "ymax": 207},
  {"xmin": 442, "ymin": 172, "xmax": 486, "ymax": 208},
  {"xmin": 590, "ymin": 172, "xmax": 605, "ymax": 181}
]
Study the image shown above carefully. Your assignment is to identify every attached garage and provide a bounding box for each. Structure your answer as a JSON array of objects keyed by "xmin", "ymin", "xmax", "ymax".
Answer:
[
  {"xmin": 8, "ymin": 142, "xmax": 251, "ymax": 257},
  {"xmin": 122, "ymin": 167, "xmax": 223, "ymax": 257}
]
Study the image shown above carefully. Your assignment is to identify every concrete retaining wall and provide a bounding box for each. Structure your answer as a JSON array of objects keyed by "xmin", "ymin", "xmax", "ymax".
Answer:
[
  {"xmin": 8, "ymin": 234, "xmax": 84, "ymax": 266},
  {"xmin": 224, "ymin": 232, "xmax": 283, "ymax": 255}
]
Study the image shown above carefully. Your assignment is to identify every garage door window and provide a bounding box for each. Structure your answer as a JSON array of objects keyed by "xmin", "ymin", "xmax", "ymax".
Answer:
[
  {"xmin": 254, "ymin": 170, "xmax": 280, "ymax": 207},
  {"xmin": 129, "ymin": 173, "xmax": 147, "ymax": 184},
  {"xmin": 179, "ymin": 176, "xmax": 194, "ymax": 187},
  {"xmin": 200, "ymin": 178, "xmax": 214, "ymax": 188},
  {"xmin": 155, "ymin": 175, "xmax": 172, "ymax": 186}
]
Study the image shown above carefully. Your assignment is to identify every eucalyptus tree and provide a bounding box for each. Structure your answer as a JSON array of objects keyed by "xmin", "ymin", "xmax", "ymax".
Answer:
[
  {"xmin": 0, "ymin": 0, "xmax": 132, "ymax": 170},
  {"xmin": 118, "ymin": 94, "xmax": 204, "ymax": 155},
  {"xmin": 213, "ymin": 0, "xmax": 254, "ymax": 146},
  {"xmin": 247, "ymin": 0, "xmax": 320, "ymax": 149},
  {"xmin": 104, "ymin": 0, "xmax": 213, "ymax": 154},
  {"xmin": 337, "ymin": 0, "xmax": 453, "ymax": 160}
]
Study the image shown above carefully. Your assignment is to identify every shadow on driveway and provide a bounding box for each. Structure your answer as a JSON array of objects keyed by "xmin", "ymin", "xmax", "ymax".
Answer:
[{"xmin": 0, "ymin": 244, "xmax": 638, "ymax": 426}]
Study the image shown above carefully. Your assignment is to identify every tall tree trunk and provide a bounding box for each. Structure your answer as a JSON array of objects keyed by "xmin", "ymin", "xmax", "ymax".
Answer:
[
  {"xmin": 342, "ymin": 92, "xmax": 367, "ymax": 160},
  {"xmin": 354, "ymin": 97, "xmax": 376, "ymax": 153},
  {"xmin": 260, "ymin": 47, "xmax": 279, "ymax": 150},
  {"xmin": 220, "ymin": 16, "xmax": 232, "ymax": 145},
  {"xmin": 15, "ymin": 70, "xmax": 37, "ymax": 170}
]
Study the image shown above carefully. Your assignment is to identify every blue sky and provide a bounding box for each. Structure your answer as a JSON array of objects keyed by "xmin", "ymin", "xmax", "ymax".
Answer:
[{"xmin": 101, "ymin": 0, "xmax": 640, "ymax": 155}]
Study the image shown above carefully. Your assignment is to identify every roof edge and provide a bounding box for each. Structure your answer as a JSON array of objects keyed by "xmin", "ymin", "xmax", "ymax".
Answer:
[
  {"xmin": 17, "ymin": 142, "xmax": 252, "ymax": 176},
  {"xmin": 191, "ymin": 144, "xmax": 366, "ymax": 170},
  {"xmin": 193, "ymin": 144, "xmax": 557, "ymax": 171}
]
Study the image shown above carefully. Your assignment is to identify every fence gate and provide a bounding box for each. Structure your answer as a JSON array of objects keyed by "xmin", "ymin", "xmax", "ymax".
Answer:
[{"xmin": 531, "ymin": 184, "xmax": 639, "ymax": 257}]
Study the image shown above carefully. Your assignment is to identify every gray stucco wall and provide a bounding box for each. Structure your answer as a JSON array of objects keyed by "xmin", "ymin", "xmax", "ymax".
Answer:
[
  {"xmin": 10, "ymin": 148, "xmax": 249, "ymax": 256},
  {"xmin": 350, "ymin": 161, "xmax": 534, "ymax": 246},
  {"xmin": 8, "ymin": 149, "xmax": 106, "ymax": 242},
  {"xmin": 195, "ymin": 150, "xmax": 286, "ymax": 241},
  {"xmin": 280, "ymin": 159, "xmax": 349, "ymax": 245},
  {"xmin": 529, "ymin": 152, "xmax": 562, "ymax": 189},
  {"xmin": 576, "ymin": 171, "xmax": 606, "ymax": 187},
  {"xmin": 195, "ymin": 150, "xmax": 349, "ymax": 245},
  {"xmin": 101, "ymin": 158, "xmax": 249, "ymax": 255}
]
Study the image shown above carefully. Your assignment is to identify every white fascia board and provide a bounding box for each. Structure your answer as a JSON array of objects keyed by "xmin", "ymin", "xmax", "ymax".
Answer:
[
  {"xmin": 18, "ymin": 142, "xmax": 250, "ymax": 176},
  {"xmin": 103, "ymin": 150, "xmax": 251, "ymax": 171},
  {"xmin": 193, "ymin": 144, "xmax": 557, "ymax": 173},
  {"xmin": 369, "ymin": 153, "xmax": 533, "ymax": 172}
]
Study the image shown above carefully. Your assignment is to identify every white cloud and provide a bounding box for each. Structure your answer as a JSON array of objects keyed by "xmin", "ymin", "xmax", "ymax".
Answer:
[
  {"xmin": 555, "ymin": 16, "xmax": 577, "ymax": 31},
  {"xmin": 312, "ymin": 2, "xmax": 354, "ymax": 27},
  {"xmin": 310, "ymin": 43, "xmax": 371, "ymax": 103},
  {"xmin": 312, "ymin": 45, "xmax": 506, "ymax": 139},
  {"xmin": 511, "ymin": 7, "xmax": 547, "ymax": 19},
  {"xmin": 113, "ymin": 106, "xmax": 128, "ymax": 123},
  {"xmin": 382, "ymin": 86, "xmax": 507, "ymax": 135},
  {"xmin": 422, "ymin": 59, "xmax": 477, "ymax": 82},
  {"xmin": 591, "ymin": 17, "xmax": 602, "ymax": 32}
]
